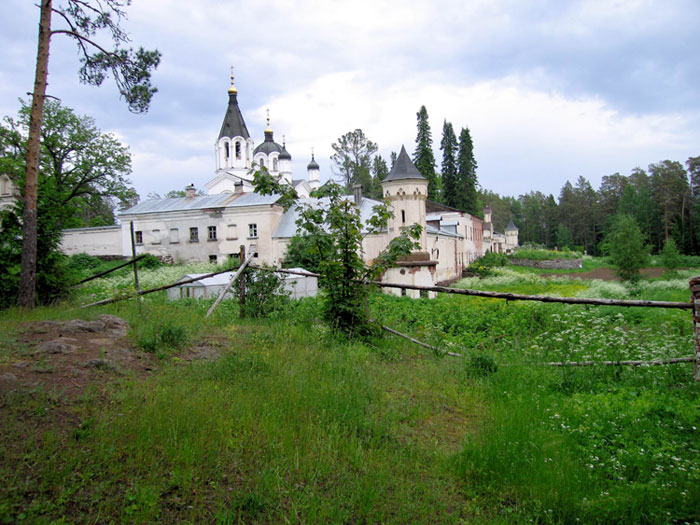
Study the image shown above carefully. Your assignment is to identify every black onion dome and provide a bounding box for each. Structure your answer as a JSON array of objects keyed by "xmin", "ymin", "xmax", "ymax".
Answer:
[
  {"xmin": 307, "ymin": 153, "xmax": 319, "ymax": 170},
  {"xmin": 279, "ymin": 146, "xmax": 292, "ymax": 160},
  {"xmin": 254, "ymin": 130, "xmax": 283, "ymax": 155}
]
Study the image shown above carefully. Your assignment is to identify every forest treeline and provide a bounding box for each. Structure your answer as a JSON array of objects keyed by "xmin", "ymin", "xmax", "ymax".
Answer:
[{"xmin": 481, "ymin": 157, "xmax": 700, "ymax": 255}]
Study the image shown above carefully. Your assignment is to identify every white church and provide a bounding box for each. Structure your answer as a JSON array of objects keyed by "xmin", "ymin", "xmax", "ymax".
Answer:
[{"xmin": 60, "ymin": 73, "xmax": 518, "ymax": 292}]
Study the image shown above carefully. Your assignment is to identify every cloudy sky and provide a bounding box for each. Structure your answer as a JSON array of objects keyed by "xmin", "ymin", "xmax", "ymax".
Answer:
[{"xmin": 1, "ymin": 0, "xmax": 699, "ymax": 201}]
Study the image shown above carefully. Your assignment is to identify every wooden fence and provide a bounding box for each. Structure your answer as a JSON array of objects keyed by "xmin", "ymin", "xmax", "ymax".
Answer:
[{"xmin": 76, "ymin": 254, "xmax": 700, "ymax": 381}]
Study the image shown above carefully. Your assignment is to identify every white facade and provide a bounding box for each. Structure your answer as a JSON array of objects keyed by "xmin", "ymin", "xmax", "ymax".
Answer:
[{"xmin": 60, "ymin": 76, "xmax": 515, "ymax": 293}]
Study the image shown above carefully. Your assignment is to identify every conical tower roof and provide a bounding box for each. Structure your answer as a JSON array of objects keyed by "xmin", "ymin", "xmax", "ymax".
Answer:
[
  {"xmin": 218, "ymin": 88, "xmax": 250, "ymax": 140},
  {"xmin": 384, "ymin": 145, "xmax": 426, "ymax": 182},
  {"xmin": 505, "ymin": 218, "xmax": 519, "ymax": 231}
]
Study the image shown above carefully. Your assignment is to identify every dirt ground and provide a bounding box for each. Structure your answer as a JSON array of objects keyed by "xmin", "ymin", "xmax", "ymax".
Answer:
[
  {"xmin": 548, "ymin": 267, "xmax": 666, "ymax": 281},
  {"xmin": 0, "ymin": 315, "xmax": 223, "ymax": 402}
]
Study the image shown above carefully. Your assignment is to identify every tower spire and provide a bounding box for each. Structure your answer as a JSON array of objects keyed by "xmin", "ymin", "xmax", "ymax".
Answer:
[
  {"xmin": 265, "ymin": 108, "xmax": 272, "ymax": 133},
  {"xmin": 227, "ymin": 65, "xmax": 238, "ymax": 95}
]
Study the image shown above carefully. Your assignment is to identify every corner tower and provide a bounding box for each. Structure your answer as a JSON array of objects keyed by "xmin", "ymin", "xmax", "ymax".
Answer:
[{"xmin": 381, "ymin": 145, "xmax": 428, "ymax": 250}]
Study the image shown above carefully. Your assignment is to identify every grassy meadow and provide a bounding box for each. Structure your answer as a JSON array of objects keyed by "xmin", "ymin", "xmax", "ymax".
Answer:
[{"xmin": 0, "ymin": 258, "xmax": 699, "ymax": 523}]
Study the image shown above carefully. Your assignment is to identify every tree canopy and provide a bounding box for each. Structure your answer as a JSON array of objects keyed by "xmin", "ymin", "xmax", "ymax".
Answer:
[
  {"xmin": 1, "ymin": 99, "xmax": 137, "ymax": 228},
  {"xmin": 330, "ymin": 129, "xmax": 377, "ymax": 195}
]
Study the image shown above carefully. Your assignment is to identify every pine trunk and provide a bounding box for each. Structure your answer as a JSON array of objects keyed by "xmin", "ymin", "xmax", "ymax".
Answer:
[{"xmin": 18, "ymin": 0, "xmax": 52, "ymax": 308}]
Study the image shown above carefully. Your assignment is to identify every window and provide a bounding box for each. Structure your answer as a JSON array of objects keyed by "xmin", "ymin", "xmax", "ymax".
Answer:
[
  {"xmin": 401, "ymin": 210, "xmax": 406, "ymax": 224},
  {"xmin": 189, "ymin": 227, "xmax": 199, "ymax": 242},
  {"xmin": 257, "ymin": 157, "xmax": 265, "ymax": 168},
  {"xmin": 235, "ymin": 141, "xmax": 241, "ymax": 160},
  {"xmin": 224, "ymin": 142, "xmax": 230, "ymax": 159},
  {"xmin": 207, "ymin": 225, "xmax": 217, "ymax": 241},
  {"xmin": 170, "ymin": 228, "xmax": 179, "ymax": 243},
  {"xmin": 226, "ymin": 224, "xmax": 238, "ymax": 240},
  {"xmin": 209, "ymin": 255, "xmax": 218, "ymax": 263},
  {"xmin": 272, "ymin": 158, "xmax": 278, "ymax": 171},
  {"xmin": 134, "ymin": 230, "xmax": 143, "ymax": 244},
  {"xmin": 152, "ymin": 229, "xmax": 161, "ymax": 244},
  {"xmin": 248, "ymin": 223, "xmax": 258, "ymax": 238}
]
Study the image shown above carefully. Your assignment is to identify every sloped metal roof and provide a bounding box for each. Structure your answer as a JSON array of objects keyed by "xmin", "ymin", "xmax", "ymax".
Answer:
[
  {"xmin": 120, "ymin": 192, "xmax": 281, "ymax": 216},
  {"xmin": 272, "ymin": 196, "xmax": 385, "ymax": 238},
  {"xmin": 426, "ymin": 224, "xmax": 463, "ymax": 239}
]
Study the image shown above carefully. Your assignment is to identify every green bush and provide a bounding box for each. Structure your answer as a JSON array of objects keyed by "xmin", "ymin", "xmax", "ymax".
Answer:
[
  {"xmin": 605, "ymin": 214, "xmax": 649, "ymax": 282},
  {"xmin": 138, "ymin": 254, "xmax": 163, "ymax": 269},
  {"xmin": 467, "ymin": 251, "xmax": 507, "ymax": 277},
  {"xmin": 661, "ymin": 238, "xmax": 682, "ymax": 274},
  {"xmin": 238, "ymin": 266, "xmax": 290, "ymax": 319}
]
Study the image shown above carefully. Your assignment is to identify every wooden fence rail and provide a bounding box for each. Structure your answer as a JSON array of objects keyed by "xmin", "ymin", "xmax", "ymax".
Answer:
[
  {"xmin": 250, "ymin": 266, "xmax": 692, "ymax": 310},
  {"xmin": 72, "ymin": 255, "xmax": 146, "ymax": 286}
]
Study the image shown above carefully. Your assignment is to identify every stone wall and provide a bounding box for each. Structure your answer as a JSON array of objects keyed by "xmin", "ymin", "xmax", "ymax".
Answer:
[{"xmin": 509, "ymin": 258, "xmax": 583, "ymax": 270}]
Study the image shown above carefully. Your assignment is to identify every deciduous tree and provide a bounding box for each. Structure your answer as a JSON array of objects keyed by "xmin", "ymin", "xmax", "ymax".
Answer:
[
  {"xmin": 1, "ymin": 99, "xmax": 137, "ymax": 229},
  {"xmin": 330, "ymin": 129, "xmax": 377, "ymax": 194}
]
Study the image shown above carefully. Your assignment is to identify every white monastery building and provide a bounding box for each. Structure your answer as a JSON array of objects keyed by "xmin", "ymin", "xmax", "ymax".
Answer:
[{"xmin": 60, "ymin": 74, "xmax": 518, "ymax": 290}]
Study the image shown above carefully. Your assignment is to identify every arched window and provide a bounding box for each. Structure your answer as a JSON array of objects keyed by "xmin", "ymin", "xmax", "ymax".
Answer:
[
  {"xmin": 272, "ymin": 158, "xmax": 278, "ymax": 171},
  {"xmin": 258, "ymin": 156, "xmax": 265, "ymax": 168},
  {"xmin": 224, "ymin": 142, "xmax": 230, "ymax": 159},
  {"xmin": 235, "ymin": 141, "xmax": 241, "ymax": 160}
]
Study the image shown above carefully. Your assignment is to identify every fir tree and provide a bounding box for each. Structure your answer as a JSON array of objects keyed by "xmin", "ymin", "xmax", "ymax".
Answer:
[
  {"xmin": 457, "ymin": 127, "xmax": 479, "ymax": 215},
  {"xmin": 370, "ymin": 155, "xmax": 389, "ymax": 199},
  {"xmin": 413, "ymin": 106, "xmax": 438, "ymax": 200},
  {"xmin": 390, "ymin": 151, "xmax": 397, "ymax": 169},
  {"xmin": 440, "ymin": 120, "xmax": 458, "ymax": 208}
]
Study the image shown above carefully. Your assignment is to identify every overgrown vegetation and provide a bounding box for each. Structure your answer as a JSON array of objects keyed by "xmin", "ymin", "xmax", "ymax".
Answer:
[
  {"xmin": 1, "ymin": 260, "xmax": 699, "ymax": 522},
  {"xmin": 509, "ymin": 247, "xmax": 582, "ymax": 260}
]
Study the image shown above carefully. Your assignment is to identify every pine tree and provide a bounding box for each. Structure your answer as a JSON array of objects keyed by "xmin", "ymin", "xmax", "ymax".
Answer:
[
  {"xmin": 390, "ymin": 151, "xmax": 397, "ymax": 169},
  {"xmin": 413, "ymin": 106, "xmax": 438, "ymax": 200},
  {"xmin": 440, "ymin": 120, "xmax": 459, "ymax": 208},
  {"xmin": 457, "ymin": 127, "xmax": 479, "ymax": 215}
]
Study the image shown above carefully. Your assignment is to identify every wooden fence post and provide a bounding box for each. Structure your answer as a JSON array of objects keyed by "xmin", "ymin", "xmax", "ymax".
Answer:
[
  {"xmin": 130, "ymin": 221, "xmax": 143, "ymax": 309},
  {"xmin": 690, "ymin": 277, "xmax": 700, "ymax": 381},
  {"xmin": 239, "ymin": 245, "xmax": 246, "ymax": 318}
]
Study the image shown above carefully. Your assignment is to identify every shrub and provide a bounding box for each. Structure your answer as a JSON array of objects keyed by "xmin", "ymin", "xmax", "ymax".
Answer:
[
  {"xmin": 605, "ymin": 214, "xmax": 649, "ymax": 282},
  {"xmin": 661, "ymin": 238, "xmax": 682, "ymax": 274},
  {"xmin": 238, "ymin": 265, "xmax": 290, "ymax": 318},
  {"xmin": 467, "ymin": 252, "xmax": 507, "ymax": 277},
  {"xmin": 138, "ymin": 253, "xmax": 163, "ymax": 269}
]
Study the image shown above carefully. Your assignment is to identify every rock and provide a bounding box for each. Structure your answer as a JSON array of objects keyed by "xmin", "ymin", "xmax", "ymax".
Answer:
[
  {"xmin": 98, "ymin": 315, "xmax": 129, "ymax": 337},
  {"xmin": 63, "ymin": 319, "xmax": 106, "ymax": 333},
  {"xmin": 0, "ymin": 372, "xmax": 19, "ymax": 393},
  {"xmin": 25, "ymin": 320, "xmax": 62, "ymax": 334},
  {"xmin": 34, "ymin": 340, "xmax": 77, "ymax": 355}
]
